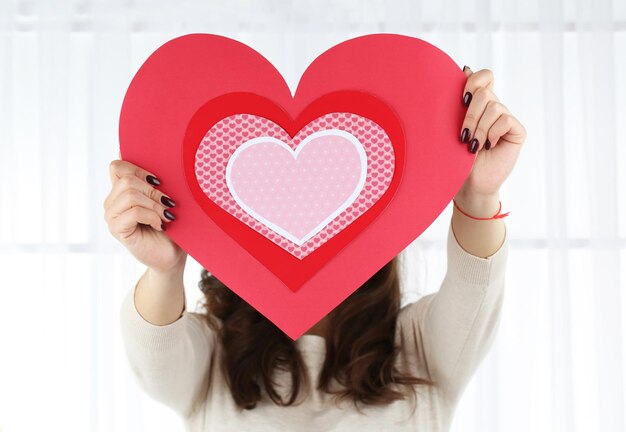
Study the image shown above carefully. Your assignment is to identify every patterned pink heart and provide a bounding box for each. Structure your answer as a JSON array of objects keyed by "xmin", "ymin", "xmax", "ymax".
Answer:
[
  {"xmin": 226, "ymin": 130, "xmax": 367, "ymax": 246},
  {"xmin": 194, "ymin": 113, "xmax": 395, "ymax": 259}
]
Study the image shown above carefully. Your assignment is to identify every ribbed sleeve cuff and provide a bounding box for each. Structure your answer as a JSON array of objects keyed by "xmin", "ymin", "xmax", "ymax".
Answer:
[
  {"xmin": 119, "ymin": 284, "xmax": 189, "ymax": 353},
  {"xmin": 446, "ymin": 221, "xmax": 509, "ymax": 287}
]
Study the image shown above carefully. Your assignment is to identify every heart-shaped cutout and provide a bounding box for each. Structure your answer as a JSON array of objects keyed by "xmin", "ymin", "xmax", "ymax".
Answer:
[
  {"xmin": 195, "ymin": 113, "xmax": 395, "ymax": 258},
  {"xmin": 119, "ymin": 34, "xmax": 472, "ymax": 339}
]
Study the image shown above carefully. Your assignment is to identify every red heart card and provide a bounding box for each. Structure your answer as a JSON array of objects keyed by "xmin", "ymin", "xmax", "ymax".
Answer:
[{"xmin": 119, "ymin": 33, "xmax": 472, "ymax": 340}]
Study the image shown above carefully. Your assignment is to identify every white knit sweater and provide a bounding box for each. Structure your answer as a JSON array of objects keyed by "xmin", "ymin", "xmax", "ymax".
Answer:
[{"xmin": 120, "ymin": 221, "xmax": 509, "ymax": 431}]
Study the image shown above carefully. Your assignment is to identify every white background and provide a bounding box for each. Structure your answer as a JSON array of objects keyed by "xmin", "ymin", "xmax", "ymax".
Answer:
[{"xmin": 1, "ymin": 0, "xmax": 625, "ymax": 431}]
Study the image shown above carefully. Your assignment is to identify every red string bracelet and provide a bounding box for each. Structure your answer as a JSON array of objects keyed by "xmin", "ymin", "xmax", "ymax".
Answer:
[{"xmin": 453, "ymin": 199, "xmax": 510, "ymax": 220}]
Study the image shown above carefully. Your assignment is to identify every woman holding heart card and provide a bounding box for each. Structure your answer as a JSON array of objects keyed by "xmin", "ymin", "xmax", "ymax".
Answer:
[{"xmin": 104, "ymin": 65, "xmax": 526, "ymax": 431}]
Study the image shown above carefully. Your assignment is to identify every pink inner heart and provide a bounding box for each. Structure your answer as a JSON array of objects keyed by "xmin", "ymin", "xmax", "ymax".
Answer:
[
  {"xmin": 195, "ymin": 113, "xmax": 395, "ymax": 259},
  {"xmin": 226, "ymin": 131, "xmax": 367, "ymax": 245}
]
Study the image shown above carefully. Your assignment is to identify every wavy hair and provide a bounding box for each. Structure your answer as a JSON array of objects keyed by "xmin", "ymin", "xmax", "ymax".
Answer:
[{"xmin": 198, "ymin": 255, "xmax": 432, "ymax": 411}]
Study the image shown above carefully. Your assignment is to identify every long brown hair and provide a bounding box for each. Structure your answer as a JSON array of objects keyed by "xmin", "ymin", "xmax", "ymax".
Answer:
[{"xmin": 198, "ymin": 254, "xmax": 432, "ymax": 411}]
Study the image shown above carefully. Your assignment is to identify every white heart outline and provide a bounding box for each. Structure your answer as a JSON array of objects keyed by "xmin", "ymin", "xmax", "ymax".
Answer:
[{"xmin": 225, "ymin": 129, "xmax": 368, "ymax": 247}]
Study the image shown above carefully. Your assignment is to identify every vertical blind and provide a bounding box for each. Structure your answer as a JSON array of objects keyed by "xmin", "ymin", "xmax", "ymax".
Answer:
[{"xmin": 0, "ymin": 0, "xmax": 624, "ymax": 431}]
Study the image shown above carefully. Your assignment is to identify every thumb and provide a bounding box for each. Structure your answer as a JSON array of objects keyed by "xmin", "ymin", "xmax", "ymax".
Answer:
[{"xmin": 462, "ymin": 65, "xmax": 473, "ymax": 78}]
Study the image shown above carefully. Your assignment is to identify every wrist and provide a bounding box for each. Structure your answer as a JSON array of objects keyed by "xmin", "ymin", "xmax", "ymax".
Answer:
[
  {"xmin": 136, "ymin": 266, "xmax": 186, "ymax": 325},
  {"xmin": 148, "ymin": 263, "xmax": 185, "ymax": 287},
  {"xmin": 453, "ymin": 189, "xmax": 501, "ymax": 219},
  {"xmin": 149, "ymin": 253, "xmax": 187, "ymax": 277}
]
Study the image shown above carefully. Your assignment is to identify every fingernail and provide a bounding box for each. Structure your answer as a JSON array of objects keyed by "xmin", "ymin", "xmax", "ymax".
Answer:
[
  {"xmin": 161, "ymin": 222, "xmax": 167, "ymax": 231},
  {"xmin": 146, "ymin": 175, "xmax": 160, "ymax": 186},
  {"xmin": 485, "ymin": 139, "xmax": 491, "ymax": 150},
  {"xmin": 463, "ymin": 65, "xmax": 469, "ymax": 72},
  {"xmin": 470, "ymin": 138, "xmax": 479, "ymax": 153},
  {"xmin": 164, "ymin": 209, "xmax": 176, "ymax": 221},
  {"xmin": 161, "ymin": 196, "xmax": 176, "ymax": 208},
  {"xmin": 460, "ymin": 128, "xmax": 470, "ymax": 143},
  {"xmin": 463, "ymin": 91, "xmax": 472, "ymax": 107}
]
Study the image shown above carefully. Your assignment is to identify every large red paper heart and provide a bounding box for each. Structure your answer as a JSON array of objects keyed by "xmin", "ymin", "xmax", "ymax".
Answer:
[{"xmin": 119, "ymin": 33, "xmax": 472, "ymax": 339}]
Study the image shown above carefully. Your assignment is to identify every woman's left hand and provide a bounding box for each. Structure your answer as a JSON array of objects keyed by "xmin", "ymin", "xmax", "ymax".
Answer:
[{"xmin": 454, "ymin": 66, "xmax": 527, "ymax": 204}]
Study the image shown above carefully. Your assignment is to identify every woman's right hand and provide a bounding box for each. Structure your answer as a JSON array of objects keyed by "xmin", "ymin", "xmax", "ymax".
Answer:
[{"xmin": 104, "ymin": 159, "xmax": 187, "ymax": 274}]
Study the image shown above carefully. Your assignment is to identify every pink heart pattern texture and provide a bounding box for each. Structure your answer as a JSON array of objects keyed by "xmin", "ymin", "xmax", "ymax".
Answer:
[{"xmin": 194, "ymin": 113, "xmax": 395, "ymax": 259}]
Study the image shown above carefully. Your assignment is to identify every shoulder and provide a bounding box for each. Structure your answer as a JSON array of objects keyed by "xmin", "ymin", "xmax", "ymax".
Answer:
[
  {"xmin": 394, "ymin": 294, "xmax": 437, "ymax": 377},
  {"xmin": 187, "ymin": 310, "xmax": 222, "ymax": 346},
  {"xmin": 397, "ymin": 294, "xmax": 436, "ymax": 333}
]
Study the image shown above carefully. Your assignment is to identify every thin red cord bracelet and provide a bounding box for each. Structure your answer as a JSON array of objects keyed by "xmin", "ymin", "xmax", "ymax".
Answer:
[{"xmin": 453, "ymin": 199, "xmax": 510, "ymax": 220}]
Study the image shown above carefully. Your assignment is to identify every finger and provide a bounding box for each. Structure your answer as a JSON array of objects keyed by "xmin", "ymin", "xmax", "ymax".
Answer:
[
  {"xmin": 108, "ymin": 206, "xmax": 165, "ymax": 241},
  {"xmin": 109, "ymin": 159, "xmax": 161, "ymax": 187},
  {"xmin": 471, "ymin": 101, "xmax": 509, "ymax": 152},
  {"xmin": 486, "ymin": 113, "xmax": 525, "ymax": 150},
  {"xmin": 103, "ymin": 173, "xmax": 176, "ymax": 213},
  {"xmin": 460, "ymin": 87, "xmax": 499, "ymax": 145},
  {"xmin": 462, "ymin": 68, "xmax": 495, "ymax": 107},
  {"xmin": 462, "ymin": 66, "xmax": 473, "ymax": 105},
  {"xmin": 104, "ymin": 187, "xmax": 172, "ymax": 226}
]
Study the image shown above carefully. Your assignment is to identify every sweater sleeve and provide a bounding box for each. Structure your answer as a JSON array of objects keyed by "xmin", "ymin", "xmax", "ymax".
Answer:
[
  {"xmin": 397, "ymin": 220, "xmax": 509, "ymax": 402},
  {"xmin": 119, "ymin": 281, "xmax": 218, "ymax": 418}
]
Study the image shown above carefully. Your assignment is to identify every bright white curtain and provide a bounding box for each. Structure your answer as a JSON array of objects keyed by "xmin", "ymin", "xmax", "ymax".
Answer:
[{"xmin": 1, "ymin": 0, "xmax": 625, "ymax": 431}]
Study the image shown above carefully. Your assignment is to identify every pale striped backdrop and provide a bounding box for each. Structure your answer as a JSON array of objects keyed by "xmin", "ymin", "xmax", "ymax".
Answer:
[{"xmin": 0, "ymin": 0, "xmax": 625, "ymax": 431}]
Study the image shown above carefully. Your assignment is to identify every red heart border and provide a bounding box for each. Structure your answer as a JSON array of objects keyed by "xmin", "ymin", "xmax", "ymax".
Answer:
[{"xmin": 183, "ymin": 91, "xmax": 405, "ymax": 291}]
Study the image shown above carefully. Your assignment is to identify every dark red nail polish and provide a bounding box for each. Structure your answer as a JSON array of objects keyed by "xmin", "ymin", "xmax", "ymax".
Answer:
[
  {"xmin": 463, "ymin": 91, "xmax": 472, "ymax": 107},
  {"xmin": 470, "ymin": 138, "xmax": 479, "ymax": 153},
  {"xmin": 146, "ymin": 175, "xmax": 160, "ymax": 186},
  {"xmin": 461, "ymin": 128, "xmax": 470, "ymax": 143},
  {"xmin": 485, "ymin": 139, "xmax": 491, "ymax": 150},
  {"xmin": 161, "ymin": 196, "xmax": 176, "ymax": 208},
  {"xmin": 164, "ymin": 209, "xmax": 176, "ymax": 221}
]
